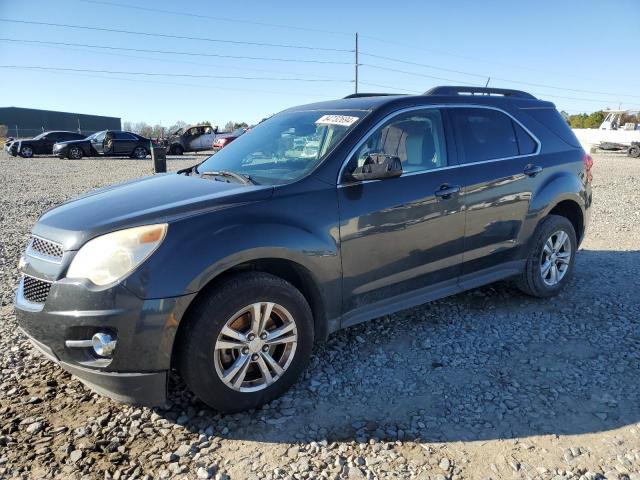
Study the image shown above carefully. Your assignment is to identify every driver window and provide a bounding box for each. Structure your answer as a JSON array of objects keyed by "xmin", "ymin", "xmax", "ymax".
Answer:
[
  {"xmin": 95, "ymin": 131, "xmax": 106, "ymax": 143},
  {"xmin": 345, "ymin": 109, "xmax": 447, "ymax": 178}
]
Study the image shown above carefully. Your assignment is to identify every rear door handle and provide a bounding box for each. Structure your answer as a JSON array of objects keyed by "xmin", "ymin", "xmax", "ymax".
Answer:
[
  {"xmin": 523, "ymin": 164, "xmax": 543, "ymax": 177},
  {"xmin": 434, "ymin": 184, "xmax": 460, "ymax": 199}
]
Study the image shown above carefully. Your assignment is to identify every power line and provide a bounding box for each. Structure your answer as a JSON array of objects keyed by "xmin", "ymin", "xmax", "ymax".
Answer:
[
  {"xmin": 360, "ymin": 52, "xmax": 487, "ymax": 79},
  {"xmin": 360, "ymin": 51, "xmax": 640, "ymax": 100},
  {"xmin": 2, "ymin": 40, "xmax": 347, "ymax": 81},
  {"xmin": 0, "ymin": 65, "xmax": 352, "ymax": 83},
  {"xmin": 358, "ymin": 82, "xmax": 420, "ymax": 93},
  {"xmin": 78, "ymin": 0, "xmax": 351, "ymax": 36},
  {"xmin": 0, "ymin": 38, "xmax": 352, "ymax": 65},
  {"xmin": 360, "ymin": 64, "xmax": 477, "ymax": 86},
  {"xmin": 0, "ymin": 18, "xmax": 353, "ymax": 52}
]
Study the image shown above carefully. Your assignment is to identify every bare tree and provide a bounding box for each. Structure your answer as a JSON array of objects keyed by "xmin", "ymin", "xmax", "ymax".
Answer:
[{"xmin": 122, "ymin": 121, "xmax": 133, "ymax": 132}]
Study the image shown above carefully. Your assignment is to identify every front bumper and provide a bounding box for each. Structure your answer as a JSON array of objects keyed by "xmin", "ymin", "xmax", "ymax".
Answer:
[{"xmin": 15, "ymin": 274, "xmax": 196, "ymax": 406}]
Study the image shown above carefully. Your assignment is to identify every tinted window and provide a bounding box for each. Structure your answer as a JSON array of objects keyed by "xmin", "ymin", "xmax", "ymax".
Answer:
[
  {"xmin": 114, "ymin": 132, "xmax": 137, "ymax": 140},
  {"xmin": 449, "ymin": 108, "xmax": 518, "ymax": 163},
  {"xmin": 513, "ymin": 122, "xmax": 537, "ymax": 154},
  {"xmin": 345, "ymin": 108, "xmax": 447, "ymax": 177},
  {"xmin": 523, "ymin": 108, "xmax": 580, "ymax": 148}
]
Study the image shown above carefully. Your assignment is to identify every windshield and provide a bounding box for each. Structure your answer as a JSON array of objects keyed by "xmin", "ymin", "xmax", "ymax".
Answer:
[
  {"xmin": 85, "ymin": 130, "xmax": 105, "ymax": 141},
  {"xmin": 197, "ymin": 110, "xmax": 365, "ymax": 185}
]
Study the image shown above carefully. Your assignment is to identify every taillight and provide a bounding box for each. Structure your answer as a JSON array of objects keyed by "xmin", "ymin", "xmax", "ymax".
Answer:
[{"xmin": 583, "ymin": 153, "xmax": 593, "ymax": 184}]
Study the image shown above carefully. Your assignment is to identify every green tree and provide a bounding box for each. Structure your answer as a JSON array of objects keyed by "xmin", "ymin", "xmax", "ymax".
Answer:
[{"xmin": 584, "ymin": 111, "xmax": 605, "ymax": 129}]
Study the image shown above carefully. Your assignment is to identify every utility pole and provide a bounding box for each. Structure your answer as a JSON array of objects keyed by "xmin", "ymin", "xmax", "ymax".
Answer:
[
  {"xmin": 354, "ymin": 32, "xmax": 359, "ymax": 94},
  {"xmin": 77, "ymin": 118, "xmax": 81, "ymax": 134},
  {"xmin": 485, "ymin": 77, "xmax": 491, "ymax": 87}
]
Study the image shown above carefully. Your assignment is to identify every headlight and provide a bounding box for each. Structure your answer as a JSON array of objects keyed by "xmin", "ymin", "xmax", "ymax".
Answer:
[{"xmin": 67, "ymin": 224, "xmax": 168, "ymax": 286}]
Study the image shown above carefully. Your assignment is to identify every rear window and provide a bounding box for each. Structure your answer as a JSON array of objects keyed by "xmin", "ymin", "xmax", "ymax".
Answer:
[
  {"xmin": 449, "ymin": 108, "xmax": 519, "ymax": 163},
  {"xmin": 522, "ymin": 108, "xmax": 581, "ymax": 148}
]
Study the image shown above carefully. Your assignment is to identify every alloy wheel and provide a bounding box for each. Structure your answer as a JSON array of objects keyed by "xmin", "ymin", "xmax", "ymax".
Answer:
[
  {"xmin": 214, "ymin": 302, "xmax": 298, "ymax": 392},
  {"xmin": 540, "ymin": 230, "xmax": 572, "ymax": 286},
  {"xmin": 69, "ymin": 147, "xmax": 82, "ymax": 159},
  {"xmin": 21, "ymin": 146, "xmax": 33, "ymax": 158}
]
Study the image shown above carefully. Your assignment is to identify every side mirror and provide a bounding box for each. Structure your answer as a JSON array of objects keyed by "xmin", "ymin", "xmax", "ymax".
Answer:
[{"xmin": 350, "ymin": 154, "xmax": 403, "ymax": 181}]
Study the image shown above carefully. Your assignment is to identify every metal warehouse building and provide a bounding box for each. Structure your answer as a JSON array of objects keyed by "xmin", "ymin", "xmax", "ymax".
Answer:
[{"xmin": 0, "ymin": 107, "xmax": 121, "ymax": 138}]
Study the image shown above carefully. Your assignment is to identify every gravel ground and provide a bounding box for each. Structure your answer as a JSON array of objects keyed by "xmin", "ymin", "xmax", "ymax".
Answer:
[{"xmin": 0, "ymin": 152, "xmax": 638, "ymax": 480}]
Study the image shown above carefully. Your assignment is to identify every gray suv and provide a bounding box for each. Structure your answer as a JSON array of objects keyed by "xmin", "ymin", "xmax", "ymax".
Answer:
[{"xmin": 15, "ymin": 86, "xmax": 592, "ymax": 412}]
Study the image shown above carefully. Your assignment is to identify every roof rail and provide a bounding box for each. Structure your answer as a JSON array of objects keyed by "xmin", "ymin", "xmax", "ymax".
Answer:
[
  {"xmin": 343, "ymin": 93, "xmax": 404, "ymax": 99},
  {"xmin": 424, "ymin": 86, "xmax": 536, "ymax": 100}
]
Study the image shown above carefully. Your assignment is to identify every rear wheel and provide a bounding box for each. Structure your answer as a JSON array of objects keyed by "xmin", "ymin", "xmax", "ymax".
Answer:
[
  {"xmin": 67, "ymin": 146, "xmax": 83, "ymax": 160},
  {"xmin": 178, "ymin": 272, "xmax": 314, "ymax": 412},
  {"xmin": 131, "ymin": 146, "xmax": 147, "ymax": 159},
  {"xmin": 628, "ymin": 145, "xmax": 640, "ymax": 158},
  {"xmin": 20, "ymin": 146, "xmax": 34, "ymax": 158},
  {"xmin": 516, "ymin": 214, "xmax": 577, "ymax": 297}
]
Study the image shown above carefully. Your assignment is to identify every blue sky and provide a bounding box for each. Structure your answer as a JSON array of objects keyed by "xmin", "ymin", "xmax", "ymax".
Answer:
[{"xmin": 1, "ymin": 0, "xmax": 639, "ymax": 127}]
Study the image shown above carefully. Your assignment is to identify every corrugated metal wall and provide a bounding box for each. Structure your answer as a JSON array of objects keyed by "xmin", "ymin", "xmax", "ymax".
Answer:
[{"xmin": 0, "ymin": 107, "xmax": 121, "ymax": 138}]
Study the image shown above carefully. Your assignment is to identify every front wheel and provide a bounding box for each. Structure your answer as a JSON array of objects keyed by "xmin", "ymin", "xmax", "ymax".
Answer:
[
  {"xmin": 170, "ymin": 145, "xmax": 184, "ymax": 155},
  {"xmin": 628, "ymin": 145, "xmax": 640, "ymax": 158},
  {"xmin": 516, "ymin": 214, "xmax": 577, "ymax": 298},
  {"xmin": 20, "ymin": 146, "xmax": 34, "ymax": 158},
  {"xmin": 178, "ymin": 272, "xmax": 314, "ymax": 412},
  {"xmin": 67, "ymin": 146, "xmax": 83, "ymax": 160}
]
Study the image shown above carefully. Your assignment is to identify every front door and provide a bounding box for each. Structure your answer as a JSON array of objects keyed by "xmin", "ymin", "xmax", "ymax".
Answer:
[{"xmin": 338, "ymin": 108, "xmax": 465, "ymax": 319}]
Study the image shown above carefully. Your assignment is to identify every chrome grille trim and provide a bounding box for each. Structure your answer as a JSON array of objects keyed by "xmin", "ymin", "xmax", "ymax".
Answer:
[{"xmin": 26, "ymin": 235, "xmax": 64, "ymax": 263}]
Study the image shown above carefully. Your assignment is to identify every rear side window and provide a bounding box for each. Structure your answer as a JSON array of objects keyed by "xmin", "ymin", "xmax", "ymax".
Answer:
[
  {"xmin": 449, "ymin": 108, "xmax": 519, "ymax": 163},
  {"xmin": 523, "ymin": 108, "xmax": 581, "ymax": 148},
  {"xmin": 114, "ymin": 132, "xmax": 137, "ymax": 140},
  {"xmin": 513, "ymin": 122, "xmax": 537, "ymax": 154}
]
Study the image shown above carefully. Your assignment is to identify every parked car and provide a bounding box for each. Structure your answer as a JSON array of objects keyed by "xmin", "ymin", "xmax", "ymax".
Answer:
[
  {"xmin": 16, "ymin": 86, "xmax": 592, "ymax": 412},
  {"xmin": 53, "ymin": 130, "xmax": 151, "ymax": 159},
  {"xmin": 8, "ymin": 131, "xmax": 86, "ymax": 157},
  {"xmin": 212, "ymin": 127, "xmax": 247, "ymax": 151},
  {"xmin": 4, "ymin": 137, "xmax": 16, "ymax": 154},
  {"xmin": 168, "ymin": 124, "xmax": 220, "ymax": 155}
]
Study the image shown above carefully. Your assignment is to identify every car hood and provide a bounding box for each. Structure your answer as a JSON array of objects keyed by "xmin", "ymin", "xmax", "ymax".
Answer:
[{"xmin": 33, "ymin": 173, "xmax": 274, "ymax": 250}]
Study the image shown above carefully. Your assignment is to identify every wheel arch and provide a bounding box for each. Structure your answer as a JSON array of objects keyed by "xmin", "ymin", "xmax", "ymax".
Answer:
[{"xmin": 171, "ymin": 255, "xmax": 330, "ymax": 370}]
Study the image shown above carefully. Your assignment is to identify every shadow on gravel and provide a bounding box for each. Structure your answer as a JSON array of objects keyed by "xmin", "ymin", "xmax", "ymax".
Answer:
[
  {"xmin": 79, "ymin": 250, "xmax": 640, "ymax": 444},
  {"xmin": 152, "ymin": 249, "xmax": 640, "ymax": 444},
  {"xmin": 152, "ymin": 249, "xmax": 640, "ymax": 445}
]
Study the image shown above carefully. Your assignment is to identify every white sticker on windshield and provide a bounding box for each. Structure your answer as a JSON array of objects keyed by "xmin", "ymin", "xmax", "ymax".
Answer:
[{"xmin": 315, "ymin": 115, "xmax": 359, "ymax": 127}]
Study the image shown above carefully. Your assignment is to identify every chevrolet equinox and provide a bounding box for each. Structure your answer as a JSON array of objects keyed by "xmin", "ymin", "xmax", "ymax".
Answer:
[{"xmin": 16, "ymin": 86, "xmax": 593, "ymax": 412}]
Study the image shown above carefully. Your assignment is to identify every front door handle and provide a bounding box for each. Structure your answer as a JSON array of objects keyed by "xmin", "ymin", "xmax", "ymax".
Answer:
[
  {"xmin": 435, "ymin": 184, "xmax": 460, "ymax": 199},
  {"xmin": 523, "ymin": 164, "xmax": 543, "ymax": 177}
]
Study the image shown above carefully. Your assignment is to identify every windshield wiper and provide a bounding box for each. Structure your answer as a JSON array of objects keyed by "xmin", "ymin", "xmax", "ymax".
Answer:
[{"xmin": 199, "ymin": 170, "xmax": 256, "ymax": 185}]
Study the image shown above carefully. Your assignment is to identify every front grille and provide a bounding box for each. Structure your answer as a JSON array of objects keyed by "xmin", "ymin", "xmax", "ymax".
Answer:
[
  {"xmin": 28, "ymin": 236, "xmax": 64, "ymax": 261},
  {"xmin": 22, "ymin": 275, "xmax": 52, "ymax": 304}
]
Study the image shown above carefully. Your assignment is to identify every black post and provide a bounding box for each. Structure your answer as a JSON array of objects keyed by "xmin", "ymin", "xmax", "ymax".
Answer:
[{"xmin": 151, "ymin": 142, "xmax": 167, "ymax": 174}]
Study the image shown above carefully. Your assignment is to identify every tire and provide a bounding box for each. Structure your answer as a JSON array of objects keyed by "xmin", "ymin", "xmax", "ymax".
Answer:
[
  {"xmin": 171, "ymin": 145, "xmax": 184, "ymax": 155},
  {"xmin": 67, "ymin": 146, "xmax": 83, "ymax": 160},
  {"xmin": 628, "ymin": 145, "xmax": 640, "ymax": 158},
  {"xmin": 178, "ymin": 272, "xmax": 314, "ymax": 412},
  {"xmin": 20, "ymin": 146, "xmax": 34, "ymax": 158},
  {"xmin": 131, "ymin": 146, "xmax": 148, "ymax": 159},
  {"xmin": 516, "ymin": 214, "xmax": 577, "ymax": 298}
]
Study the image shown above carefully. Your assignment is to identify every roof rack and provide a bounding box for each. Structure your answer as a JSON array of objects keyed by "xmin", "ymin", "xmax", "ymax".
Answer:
[
  {"xmin": 343, "ymin": 93, "xmax": 404, "ymax": 99},
  {"xmin": 424, "ymin": 86, "xmax": 536, "ymax": 100}
]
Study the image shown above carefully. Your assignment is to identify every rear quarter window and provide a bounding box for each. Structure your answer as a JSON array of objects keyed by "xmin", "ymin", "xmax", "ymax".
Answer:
[{"xmin": 522, "ymin": 108, "xmax": 581, "ymax": 148}]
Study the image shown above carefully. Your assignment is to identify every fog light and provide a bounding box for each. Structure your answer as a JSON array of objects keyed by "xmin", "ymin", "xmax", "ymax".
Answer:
[{"xmin": 92, "ymin": 333, "xmax": 117, "ymax": 357}]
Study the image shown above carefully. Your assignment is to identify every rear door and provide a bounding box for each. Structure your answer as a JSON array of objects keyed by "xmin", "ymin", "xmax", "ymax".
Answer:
[
  {"xmin": 447, "ymin": 107, "xmax": 541, "ymax": 276},
  {"xmin": 113, "ymin": 132, "xmax": 138, "ymax": 154},
  {"xmin": 338, "ymin": 107, "xmax": 465, "ymax": 318}
]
